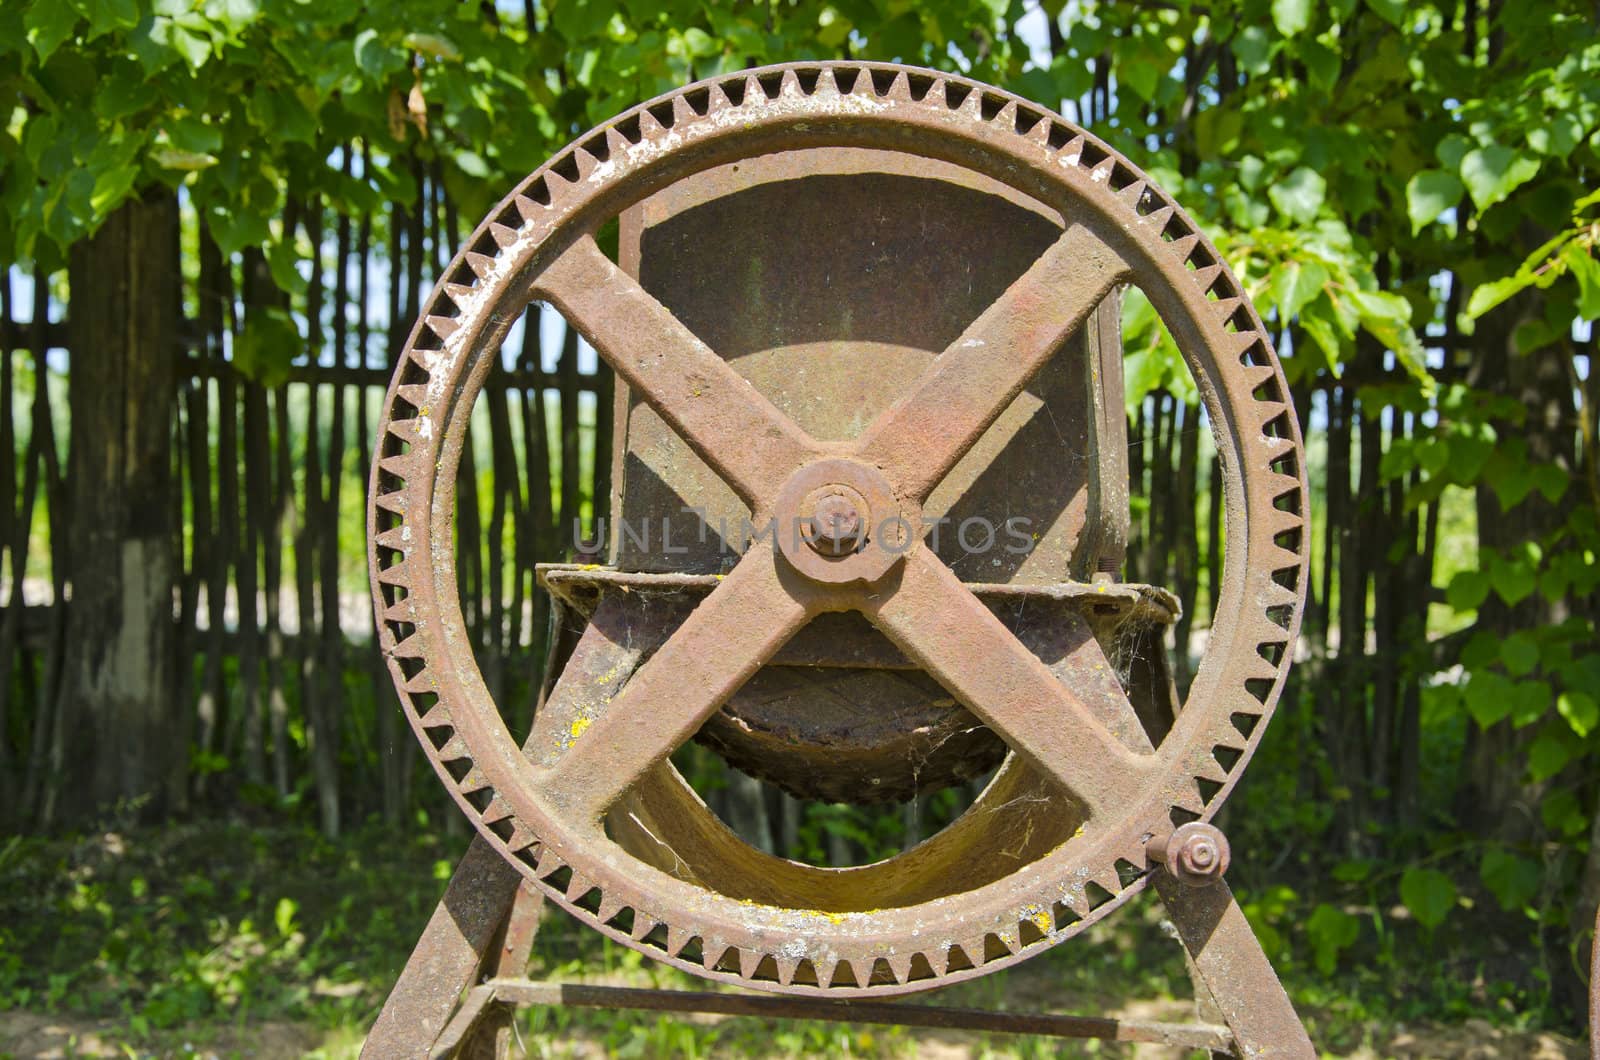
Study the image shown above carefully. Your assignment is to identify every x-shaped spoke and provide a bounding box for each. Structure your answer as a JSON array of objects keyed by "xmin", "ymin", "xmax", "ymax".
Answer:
[
  {"xmin": 534, "ymin": 233, "xmax": 820, "ymax": 508},
  {"xmin": 852, "ymin": 223, "xmax": 1131, "ymax": 502},
  {"xmin": 530, "ymin": 218, "xmax": 1141, "ymax": 824},
  {"xmin": 542, "ymin": 544, "xmax": 814, "ymax": 822},
  {"xmin": 863, "ymin": 548, "xmax": 1152, "ymax": 818}
]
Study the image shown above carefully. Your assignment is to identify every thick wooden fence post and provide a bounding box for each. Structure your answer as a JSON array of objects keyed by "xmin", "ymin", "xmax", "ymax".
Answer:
[{"xmin": 54, "ymin": 188, "xmax": 181, "ymax": 824}]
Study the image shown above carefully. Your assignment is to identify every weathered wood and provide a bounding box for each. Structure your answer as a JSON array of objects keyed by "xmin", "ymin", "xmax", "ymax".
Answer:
[{"xmin": 54, "ymin": 188, "xmax": 181, "ymax": 824}]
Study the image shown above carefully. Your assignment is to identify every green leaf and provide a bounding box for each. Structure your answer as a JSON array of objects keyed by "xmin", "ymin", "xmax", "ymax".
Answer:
[
  {"xmin": 274, "ymin": 896, "xmax": 298, "ymax": 938},
  {"xmin": 1479, "ymin": 850, "xmax": 1541, "ymax": 912},
  {"xmin": 234, "ymin": 306, "xmax": 300, "ymax": 386},
  {"xmin": 1268, "ymin": 166, "xmax": 1326, "ymax": 225},
  {"xmin": 355, "ymin": 28, "xmax": 405, "ymax": 79},
  {"xmin": 1463, "ymin": 670, "xmax": 1514, "ymax": 728},
  {"xmin": 79, "ymin": 0, "xmax": 140, "ymax": 37},
  {"xmin": 1563, "ymin": 242, "xmax": 1600, "ymax": 321},
  {"xmin": 25, "ymin": 1, "xmax": 80, "ymax": 63},
  {"xmin": 1466, "ymin": 273, "xmax": 1531, "ymax": 319},
  {"xmin": 1511, "ymin": 680, "xmax": 1552, "ymax": 728},
  {"xmin": 1271, "ymin": 0, "xmax": 1312, "ymax": 37},
  {"xmin": 402, "ymin": 32, "xmax": 459, "ymax": 60},
  {"xmin": 1399, "ymin": 868, "xmax": 1456, "ymax": 930},
  {"xmin": 1527, "ymin": 728, "xmax": 1573, "ymax": 781},
  {"xmin": 1558, "ymin": 690, "xmax": 1599, "ymax": 737},
  {"xmin": 1500, "ymin": 632, "xmax": 1539, "ymax": 677},
  {"xmin": 1406, "ymin": 170, "xmax": 1462, "ymax": 234},
  {"xmin": 1459, "ymin": 145, "xmax": 1541, "ymax": 211},
  {"xmin": 1489, "ymin": 553, "xmax": 1537, "ymax": 605},
  {"xmin": 1542, "ymin": 790, "xmax": 1585, "ymax": 836},
  {"xmin": 149, "ymin": 147, "xmax": 219, "ymax": 171},
  {"xmin": 1364, "ymin": 0, "xmax": 1407, "ymax": 25},
  {"xmin": 1305, "ymin": 903, "xmax": 1358, "ymax": 975},
  {"xmin": 1446, "ymin": 569, "xmax": 1489, "ymax": 611},
  {"xmin": 1271, "ymin": 260, "xmax": 1326, "ymax": 322}
]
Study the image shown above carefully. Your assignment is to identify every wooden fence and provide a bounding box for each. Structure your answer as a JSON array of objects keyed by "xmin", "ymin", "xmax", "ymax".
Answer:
[{"xmin": 0, "ymin": 159, "xmax": 1443, "ymax": 851}]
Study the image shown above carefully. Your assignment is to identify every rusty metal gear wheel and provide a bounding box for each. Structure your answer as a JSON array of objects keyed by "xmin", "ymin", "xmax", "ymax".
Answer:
[{"xmin": 368, "ymin": 61, "xmax": 1309, "ymax": 998}]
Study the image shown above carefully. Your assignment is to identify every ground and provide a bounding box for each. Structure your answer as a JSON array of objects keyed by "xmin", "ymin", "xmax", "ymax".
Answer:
[{"xmin": 0, "ymin": 824, "xmax": 1587, "ymax": 1059}]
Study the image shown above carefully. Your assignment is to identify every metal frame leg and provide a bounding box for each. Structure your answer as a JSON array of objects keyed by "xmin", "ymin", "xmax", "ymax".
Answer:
[{"xmin": 1154, "ymin": 873, "xmax": 1315, "ymax": 1059}]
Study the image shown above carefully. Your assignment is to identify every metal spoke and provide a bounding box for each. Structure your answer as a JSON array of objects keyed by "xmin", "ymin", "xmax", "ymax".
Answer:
[
  {"xmin": 863, "ymin": 547, "xmax": 1151, "ymax": 818},
  {"xmin": 541, "ymin": 544, "xmax": 815, "ymax": 820},
  {"xmin": 852, "ymin": 224, "xmax": 1131, "ymax": 502},
  {"xmin": 533, "ymin": 233, "xmax": 818, "ymax": 507}
]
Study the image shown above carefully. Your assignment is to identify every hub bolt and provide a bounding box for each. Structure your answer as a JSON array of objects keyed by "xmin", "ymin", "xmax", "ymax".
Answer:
[{"xmin": 808, "ymin": 489, "xmax": 865, "ymax": 555}]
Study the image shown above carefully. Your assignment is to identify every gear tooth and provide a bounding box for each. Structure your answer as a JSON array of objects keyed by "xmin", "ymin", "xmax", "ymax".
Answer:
[
  {"xmin": 506, "ymin": 821, "xmax": 538, "ymax": 852},
  {"xmin": 1266, "ymin": 544, "xmax": 1303, "ymax": 571},
  {"xmin": 993, "ymin": 99, "xmax": 1018, "ymax": 126},
  {"xmin": 415, "ymin": 698, "xmax": 450, "ymax": 727},
  {"xmin": 773, "ymin": 956, "xmax": 801, "ymax": 985},
  {"xmin": 665, "ymin": 925, "xmax": 694, "ymax": 958},
  {"xmin": 1256, "ymin": 400, "xmax": 1290, "ymax": 428},
  {"xmin": 384, "ymin": 599, "xmax": 417, "ymax": 626},
  {"xmin": 1266, "ymin": 578, "xmax": 1300, "ymax": 607},
  {"xmin": 375, "ymin": 557, "xmax": 414, "ymax": 588},
  {"xmin": 737, "ymin": 947, "xmax": 763, "ymax": 979},
  {"xmin": 1211, "ymin": 296, "xmax": 1243, "ymax": 322},
  {"xmin": 701, "ymin": 941, "xmax": 732, "ymax": 972},
  {"xmin": 375, "ymin": 453, "xmax": 414, "ymax": 482},
  {"xmin": 779, "ymin": 68, "xmax": 804, "ymax": 97},
  {"xmin": 1264, "ymin": 433, "xmax": 1298, "ymax": 460},
  {"xmin": 442, "ymin": 281, "xmax": 477, "ymax": 308},
  {"xmin": 572, "ymin": 147, "xmax": 600, "ymax": 179},
  {"xmin": 885, "ymin": 71, "xmax": 915, "ymax": 101},
  {"xmin": 957, "ymin": 86, "xmax": 984, "ymax": 118},
  {"xmin": 488, "ymin": 222, "xmax": 519, "ymax": 249},
  {"xmin": 436, "ymin": 733, "xmax": 469, "ymax": 761},
  {"xmin": 1059, "ymin": 887, "xmax": 1092, "ymax": 918},
  {"xmin": 993, "ymin": 927, "xmax": 1020, "ymax": 955},
  {"xmin": 389, "ymin": 629, "xmax": 425, "ymax": 657},
  {"xmin": 1088, "ymin": 156, "xmax": 1116, "ymax": 185},
  {"xmin": 459, "ymin": 766, "xmax": 491, "ymax": 793},
  {"xmin": 885, "ymin": 952, "xmax": 914, "ymax": 984},
  {"xmin": 396, "ymin": 382, "xmax": 432, "ymax": 410},
  {"xmin": 637, "ymin": 107, "xmax": 667, "ymax": 135},
  {"xmin": 534, "ymin": 846, "xmax": 564, "ymax": 879},
  {"xmin": 1240, "ymin": 360, "xmax": 1277, "ymax": 386},
  {"xmin": 385, "ymin": 416, "xmax": 422, "ymax": 443},
  {"xmin": 482, "ymin": 794, "xmax": 514, "ymax": 824},
  {"xmin": 604, "ymin": 126, "xmax": 633, "ymax": 154},
  {"xmin": 629, "ymin": 912, "xmax": 657, "ymax": 941},
  {"xmin": 929, "ymin": 943, "xmax": 954, "ymax": 977},
  {"xmin": 814, "ymin": 954, "xmax": 841, "ymax": 987},
  {"xmin": 812, "ymin": 67, "xmax": 844, "ymax": 96},
  {"xmin": 1167, "ymin": 232, "xmax": 1200, "ymax": 262},
  {"xmin": 374, "ymin": 525, "xmax": 409, "ymax": 551},
  {"xmin": 425, "ymin": 314, "xmax": 460, "ymax": 342},
  {"xmin": 1058, "ymin": 134, "xmax": 1087, "ymax": 165},
  {"xmin": 1171, "ymin": 780, "xmax": 1207, "ymax": 814},
  {"xmin": 1117, "ymin": 178, "xmax": 1148, "ymax": 209},
  {"xmin": 671, "ymin": 94, "xmax": 699, "ymax": 124},
  {"xmin": 1193, "ymin": 752, "xmax": 1231, "ymax": 784},
  {"xmin": 1138, "ymin": 203, "xmax": 1174, "ymax": 232},
  {"xmin": 1192, "ymin": 263, "xmax": 1224, "ymax": 292},
  {"xmin": 1024, "ymin": 116, "xmax": 1053, "ymax": 144},
  {"xmin": 513, "ymin": 194, "xmax": 544, "ymax": 223},
  {"xmin": 595, "ymin": 893, "xmax": 625, "ymax": 925},
  {"xmin": 464, "ymin": 250, "xmax": 497, "ymax": 279},
  {"xmin": 563, "ymin": 870, "xmax": 594, "ymax": 903},
  {"xmin": 1264, "ymin": 471, "xmax": 1300, "ymax": 499},
  {"xmin": 955, "ymin": 934, "xmax": 989, "ymax": 968},
  {"xmin": 544, "ymin": 167, "xmax": 575, "ymax": 201}
]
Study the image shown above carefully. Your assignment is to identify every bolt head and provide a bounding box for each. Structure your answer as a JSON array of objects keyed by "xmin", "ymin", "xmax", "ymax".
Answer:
[
  {"xmin": 1159, "ymin": 822, "xmax": 1230, "ymax": 887},
  {"xmin": 807, "ymin": 489, "xmax": 865, "ymax": 555}
]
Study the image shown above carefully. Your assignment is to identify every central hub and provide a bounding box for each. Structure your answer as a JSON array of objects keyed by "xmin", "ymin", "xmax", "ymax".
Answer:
[
  {"xmin": 772, "ymin": 458, "xmax": 919, "ymax": 585},
  {"xmin": 805, "ymin": 485, "xmax": 868, "ymax": 555}
]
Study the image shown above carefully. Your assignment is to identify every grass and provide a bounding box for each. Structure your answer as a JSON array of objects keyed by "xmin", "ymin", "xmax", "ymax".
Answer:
[{"xmin": 0, "ymin": 789, "xmax": 1586, "ymax": 1059}]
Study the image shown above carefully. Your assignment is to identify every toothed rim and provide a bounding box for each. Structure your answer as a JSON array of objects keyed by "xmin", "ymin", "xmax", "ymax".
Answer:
[{"xmin": 367, "ymin": 61, "xmax": 1309, "ymax": 997}]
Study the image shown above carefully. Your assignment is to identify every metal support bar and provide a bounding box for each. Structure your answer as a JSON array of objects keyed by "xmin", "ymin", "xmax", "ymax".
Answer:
[
  {"xmin": 1154, "ymin": 873, "xmax": 1316, "ymax": 1059},
  {"xmin": 435, "ymin": 980, "xmax": 1234, "ymax": 1052}
]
